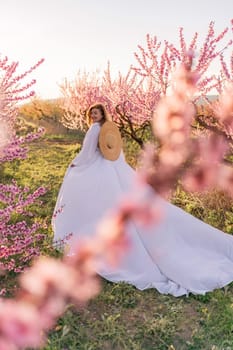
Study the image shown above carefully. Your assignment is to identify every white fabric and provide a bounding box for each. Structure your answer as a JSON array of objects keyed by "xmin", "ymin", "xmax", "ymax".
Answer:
[{"xmin": 52, "ymin": 122, "xmax": 233, "ymax": 297}]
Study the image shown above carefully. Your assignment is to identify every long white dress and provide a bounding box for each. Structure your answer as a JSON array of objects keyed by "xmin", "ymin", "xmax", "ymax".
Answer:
[{"xmin": 52, "ymin": 122, "xmax": 233, "ymax": 297}]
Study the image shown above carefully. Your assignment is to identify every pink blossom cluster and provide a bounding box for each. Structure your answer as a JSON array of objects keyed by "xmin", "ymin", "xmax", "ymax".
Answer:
[
  {"xmin": 60, "ymin": 71, "xmax": 107, "ymax": 130},
  {"xmin": 102, "ymin": 63, "xmax": 160, "ymax": 125},
  {"xmin": 0, "ymin": 56, "xmax": 44, "ymax": 102},
  {"xmin": 200, "ymin": 42, "xmax": 233, "ymax": 140},
  {"xmin": 60, "ymin": 63, "xmax": 161, "ymax": 132},
  {"xmin": 0, "ymin": 54, "xmax": 46, "ymax": 294},
  {"xmin": 60, "ymin": 21, "xmax": 233, "ymax": 148},
  {"xmin": 59, "ymin": 63, "xmax": 161, "ymax": 148},
  {"xmin": 0, "ymin": 181, "xmax": 46, "ymax": 277},
  {"xmin": 140, "ymin": 54, "xmax": 233, "ymax": 197},
  {"xmin": 218, "ymin": 86, "xmax": 233, "ymax": 129},
  {"xmin": 133, "ymin": 21, "xmax": 232, "ymax": 97},
  {"xmin": 133, "ymin": 34, "xmax": 172, "ymax": 95},
  {"xmin": 0, "ymin": 127, "xmax": 44, "ymax": 162},
  {"xmin": 0, "ymin": 55, "xmax": 44, "ymax": 155}
]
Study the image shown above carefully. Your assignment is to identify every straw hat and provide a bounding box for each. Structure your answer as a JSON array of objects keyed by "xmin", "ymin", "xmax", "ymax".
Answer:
[{"xmin": 99, "ymin": 121, "xmax": 122, "ymax": 161}]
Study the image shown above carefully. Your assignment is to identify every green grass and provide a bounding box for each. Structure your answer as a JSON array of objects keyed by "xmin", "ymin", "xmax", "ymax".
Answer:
[
  {"xmin": 2, "ymin": 133, "xmax": 233, "ymax": 350},
  {"xmin": 44, "ymin": 281, "xmax": 233, "ymax": 350}
]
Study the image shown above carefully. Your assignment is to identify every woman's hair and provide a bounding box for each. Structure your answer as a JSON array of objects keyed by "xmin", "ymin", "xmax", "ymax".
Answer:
[{"xmin": 86, "ymin": 103, "xmax": 112, "ymax": 126}]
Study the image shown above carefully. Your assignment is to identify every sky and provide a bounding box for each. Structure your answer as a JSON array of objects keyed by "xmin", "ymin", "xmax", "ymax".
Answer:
[{"xmin": 0, "ymin": 0, "xmax": 232, "ymax": 99}]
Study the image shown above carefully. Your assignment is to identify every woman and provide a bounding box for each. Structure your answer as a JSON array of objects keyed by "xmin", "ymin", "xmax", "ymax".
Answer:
[{"xmin": 52, "ymin": 103, "xmax": 233, "ymax": 297}]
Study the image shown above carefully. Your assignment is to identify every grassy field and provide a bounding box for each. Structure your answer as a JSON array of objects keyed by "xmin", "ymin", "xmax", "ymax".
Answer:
[{"xmin": 2, "ymin": 132, "xmax": 233, "ymax": 350}]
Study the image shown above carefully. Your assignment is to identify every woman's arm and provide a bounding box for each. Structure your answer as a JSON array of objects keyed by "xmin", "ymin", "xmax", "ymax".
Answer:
[{"xmin": 71, "ymin": 123, "xmax": 101, "ymax": 167}]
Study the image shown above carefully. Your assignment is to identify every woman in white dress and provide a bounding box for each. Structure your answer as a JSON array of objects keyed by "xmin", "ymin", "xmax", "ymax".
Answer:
[{"xmin": 52, "ymin": 103, "xmax": 233, "ymax": 297}]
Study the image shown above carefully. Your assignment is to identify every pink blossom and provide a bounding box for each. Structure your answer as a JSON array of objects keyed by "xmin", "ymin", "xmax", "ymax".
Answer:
[
  {"xmin": 21, "ymin": 256, "xmax": 101, "ymax": 305},
  {"xmin": 217, "ymin": 84, "xmax": 233, "ymax": 129},
  {"xmin": 97, "ymin": 215, "xmax": 130, "ymax": 264},
  {"xmin": 0, "ymin": 338, "xmax": 17, "ymax": 350},
  {"xmin": 0, "ymin": 300, "xmax": 45, "ymax": 348},
  {"xmin": 153, "ymin": 95, "xmax": 195, "ymax": 141},
  {"xmin": 20, "ymin": 257, "xmax": 78, "ymax": 298},
  {"xmin": 118, "ymin": 193, "xmax": 162, "ymax": 227},
  {"xmin": 183, "ymin": 135, "xmax": 228, "ymax": 192},
  {"xmin": 218, "ymin": 165, "xmax": 233, "ymax": 196}
]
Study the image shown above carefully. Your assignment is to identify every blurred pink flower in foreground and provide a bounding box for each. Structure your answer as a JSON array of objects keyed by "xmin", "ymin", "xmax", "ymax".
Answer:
[
  {"xmin": 217, "ymin": 84, "xmax": 233, "ymax": 130},
  {"xmin": 183, "ymin": 134, "xmax": 228, "ymax": 192},
  {"xmin": 0, "ymin": 300, "xmax": 44, "ymax": 348}
]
